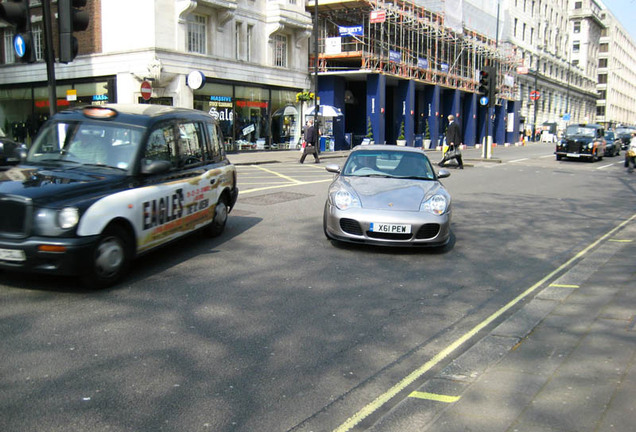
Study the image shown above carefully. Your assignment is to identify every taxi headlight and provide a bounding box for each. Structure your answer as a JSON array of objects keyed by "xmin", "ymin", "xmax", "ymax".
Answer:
[
  {"xmin": 34, "ymin": 207, "xmax": 79, "ymax": 236},
  {"xmin": 331, "ymin": 189, "xmax": 361, "ymax": 210},
  {"xmin": 421, "ymin": 194, "xmax": 448, "ymax": 215},
  {"xmin": 588, "ymin": 143, "xmax": 594, "ymax": 149}
]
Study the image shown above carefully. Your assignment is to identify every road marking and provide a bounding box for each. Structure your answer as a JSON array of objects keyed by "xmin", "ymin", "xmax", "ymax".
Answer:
[
  {"xmin": 408, "ymin": 391, "xmax": 460, "ymax": 403},
  {"xmin": 333, "ymin": 212, "xmax": 636, "ymax": 432},
  {"xmin": 540, "ymin": 154, "xmax": 555, "ymax": 159},
  {"xmin": 597, "ymin": 163, "xmax": 615, "ymax": 170},
  {"xmin": 609, "ymin": 239, "xmax": 633, "ymax": 243},
  {"xmin": 510, "ymin": 158, "xmax": 529, "ymax": 163},
  {"xmin": 252, "ymin": 165, "xmax": 302, "ymax": 183},
  {"xmin": 240, "ymin": 178, "xmax": 332, "ymax": 195},
  {"xmin": 549, "ymin": 283, "xmax": 580, "ymax": 289}
]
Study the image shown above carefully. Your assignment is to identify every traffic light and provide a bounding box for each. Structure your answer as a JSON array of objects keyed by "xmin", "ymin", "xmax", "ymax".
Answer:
[
  {"xmin": 0, "ymin": 0, "xmax": 36, "ymax": 63},
  {"xmin": 478, "ymin": 66, "xmax": 497, "ymax": 107},
  {"xmin": 58, "ymin": 0, "xmax": 89, "ymax": 63}
]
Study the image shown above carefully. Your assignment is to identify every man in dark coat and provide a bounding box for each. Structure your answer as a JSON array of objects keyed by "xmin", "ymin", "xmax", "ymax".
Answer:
[
  {"xmin": 300, "ymin": 119, "xmax": 320, "ymax": 163},
  {"xmin": 438, "ymin": 114, "xmax": 463, "ymax": 169}
]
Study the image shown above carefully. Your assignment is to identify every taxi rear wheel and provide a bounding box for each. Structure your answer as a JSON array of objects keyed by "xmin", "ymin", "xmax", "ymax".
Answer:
[
  {"xmin": 81, "ymin": 225, "xmax": 131, "ymax": 289},
  {"xmin": 206, "ymin": 197, "xmax": 228, "ymax": 237}
]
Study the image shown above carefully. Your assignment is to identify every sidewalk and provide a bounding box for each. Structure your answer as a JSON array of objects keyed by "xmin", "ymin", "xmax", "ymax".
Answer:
[{"xmin": 369, "ymin": 220, "xmax": 636, "ymax": 431}]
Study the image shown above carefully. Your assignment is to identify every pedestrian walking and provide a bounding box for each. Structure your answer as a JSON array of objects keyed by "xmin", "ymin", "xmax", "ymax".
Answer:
[
  {"xmin": 438, "ymin": 115, "xmax": 463, "ymax": 169},
  {"xmin": 300, "ymin": 119, "xmax": 320, "ymax": 163},
  {"xmin": 625, "ymin": 131, "xmax": 636, "ymax": 173}
]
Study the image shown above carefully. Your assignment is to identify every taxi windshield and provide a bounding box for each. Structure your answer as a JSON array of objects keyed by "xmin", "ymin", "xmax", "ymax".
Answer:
[
  {"xmin": 565, "ymin": 125, "xmax": 596, "ymax": 138},
  {"xmin": 27, "ymin": 121, "xmax": 144, "ymax": 170}
]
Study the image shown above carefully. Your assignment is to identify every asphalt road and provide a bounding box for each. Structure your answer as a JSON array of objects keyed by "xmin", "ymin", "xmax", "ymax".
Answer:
[{"xmin": 1, "ymin": 143, "xmax": 634, "ymax": 432}]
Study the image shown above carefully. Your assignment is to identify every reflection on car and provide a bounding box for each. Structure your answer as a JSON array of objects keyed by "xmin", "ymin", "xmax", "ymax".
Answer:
[
  {"xmin": 323, "ymin": 145, "xmax": 452, "ymax": 247},
  {"xmin": 0, "ymin": 104, "xmax": 238, "ymax": 288}
]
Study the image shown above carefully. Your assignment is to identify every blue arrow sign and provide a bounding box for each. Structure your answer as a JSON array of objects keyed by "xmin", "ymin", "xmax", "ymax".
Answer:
[
  {"xmin": 13, "ymin": 34, "xmax": 26, "ymax": 58},
  {"xmin": 480, "ymin": 96, "xmax": 489, "ymax": 106}
]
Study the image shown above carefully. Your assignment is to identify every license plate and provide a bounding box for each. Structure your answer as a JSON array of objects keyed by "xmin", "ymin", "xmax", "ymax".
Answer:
[
  {"xmin": 566, "ymin": 153, "xmax": 581, "ymax": 158},
  {"xmin": 369, "ymin": 223, "xmax": 412, "ymax": 234},
  {"xmin": 0, "ymin": 248, "xmax": 26, "ymax": 262}
]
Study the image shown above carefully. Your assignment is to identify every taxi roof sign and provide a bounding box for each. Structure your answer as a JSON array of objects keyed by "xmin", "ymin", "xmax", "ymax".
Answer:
[{"xmin": 83, "ymin": 106, "xmax": 118, "ymax": 119}]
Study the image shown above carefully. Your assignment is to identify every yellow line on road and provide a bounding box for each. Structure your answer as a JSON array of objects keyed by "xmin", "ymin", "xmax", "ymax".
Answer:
[
  {"xmin": 609, "ymin": 239, "xmax": 633, "ymax": 243},
  {"xmin": 549, "ymin": 284, "xmax": 580, "ymax": 288},
  {"xmin": 240, "ymin": 178, "xmax": 332, "ymax": 195},
  {"xmin": 252, "ymin": 165, "xmax": 302, "ymax": 184},
  {"xmin": 333, "ymin": 213, "xmax": 636, "ymax": 432},
  {"xmin": 408, "ymin": 391, "xmax": 460, "ymax": 403}
]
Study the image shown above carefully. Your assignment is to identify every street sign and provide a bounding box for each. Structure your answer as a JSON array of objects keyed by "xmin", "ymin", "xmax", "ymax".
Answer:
[
  {"xmin": 13, "ymin": 34, "xmax": 27, "ymax": 58},
  {"xmin": 140, "ymin": 81, "xmax": 152, "ymax": 101},
  {"xmin": 563, "ymin": 113, "xmax": 571, "ymax": 121},
  {"xmin": 480, "ymin": 96, "xmax": 489, "ymax": 106},
  {"xmin": 516, "ymin": 66, "xmax": 529, "ymax": 75},
  {"xmin": 530, "ymin": 90, "xmax": 541, "ymax": 101}
]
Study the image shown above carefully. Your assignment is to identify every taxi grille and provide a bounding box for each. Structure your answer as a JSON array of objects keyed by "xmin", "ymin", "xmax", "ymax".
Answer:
[
  {"xmin": 0, "ymin": 196, "xmax": 31, "ymax": 237},
  {"xmin": 415, "ymin": 224, "xmax": 440, "ymax": 239},
  {"xmin": 340, "ymin": 218, "xmax": 363, "ymax": 235}
]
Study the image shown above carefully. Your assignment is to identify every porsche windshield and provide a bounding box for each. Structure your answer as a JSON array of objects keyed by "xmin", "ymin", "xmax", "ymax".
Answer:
[
  {"xmin": 27, "ymin": 121, "xmax": 144, "ymax": 170},
  {"xmin": 342, "ymin": 151, "xmax": 435, "ymax": 180}
]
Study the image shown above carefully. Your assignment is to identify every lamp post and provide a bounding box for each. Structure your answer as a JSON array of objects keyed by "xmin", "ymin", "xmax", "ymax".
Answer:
[{"xmin": 532, "ymin": 59, "xmax": 539, "ymax": 141}]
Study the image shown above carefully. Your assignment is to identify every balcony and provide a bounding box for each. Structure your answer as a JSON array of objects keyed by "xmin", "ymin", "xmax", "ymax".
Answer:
[{"xmin": 266, "ymin": 0, "xmax": 313, "ymax": 36}]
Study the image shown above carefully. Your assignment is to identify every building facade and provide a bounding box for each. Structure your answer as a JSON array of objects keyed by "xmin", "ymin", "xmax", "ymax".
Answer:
[
  {"xmin": 0, "ymin": 0, "xmax": 313, "ymax": 149},
  {"xmin": 503, "ymin": 0, "xmax": 598, "ymax": 140},
  {"xmin": 595, "ymin": 6, "xmax": 636, "ymax": 128}
]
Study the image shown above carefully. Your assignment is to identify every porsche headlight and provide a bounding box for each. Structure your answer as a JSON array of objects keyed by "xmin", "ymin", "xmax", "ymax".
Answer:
[
  {"xmin": 331, "ymin": 189, "xmax": 361, "ymax": 210},
  {"xmin": 34, "ymin": 207, "xmax": 80, "ymax": 236},
  {"xmin": 421, "ymin": 194, "xmax": 448, "ymax": 215}
]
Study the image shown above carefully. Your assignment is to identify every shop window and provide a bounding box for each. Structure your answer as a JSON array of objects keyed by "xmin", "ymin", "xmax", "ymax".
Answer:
[{"xmin": 187, "ymin": 14, "xmax": 207, "ymax": 54}]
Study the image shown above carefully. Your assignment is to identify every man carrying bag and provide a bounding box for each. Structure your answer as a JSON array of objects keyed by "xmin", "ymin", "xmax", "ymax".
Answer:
[
  {"xmin": 300, "ymin": 119, "xmax": 320, "ymax": 164},
  {"xmin": 438, "ymin": 114, "xmax": 463, "ymax": 169}
]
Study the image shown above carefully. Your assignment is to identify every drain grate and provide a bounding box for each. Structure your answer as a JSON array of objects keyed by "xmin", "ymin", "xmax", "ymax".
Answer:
[{"xmin": 240, "ymin": 191, "xmax": 313, "ymax": 206}]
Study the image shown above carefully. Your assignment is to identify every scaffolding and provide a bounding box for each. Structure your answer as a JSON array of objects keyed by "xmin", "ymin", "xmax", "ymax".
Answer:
[{"xmin": 310, "ymin": 0, "xmax": 519, "ymax": 100}]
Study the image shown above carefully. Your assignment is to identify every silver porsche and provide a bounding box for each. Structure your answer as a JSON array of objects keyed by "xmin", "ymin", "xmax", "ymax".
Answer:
[{"xmin": 323, "ymin": 145, "xmax": 452, "ymax": 247}]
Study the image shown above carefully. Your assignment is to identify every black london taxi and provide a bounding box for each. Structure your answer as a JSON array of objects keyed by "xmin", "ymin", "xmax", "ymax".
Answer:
[
  {"xmin": 0, "ymin": 104, "xmax": 238, "ymax": 288},
  {"xmin": 555, "ymin": 123, "xmax": 606, "ymax": 162}
]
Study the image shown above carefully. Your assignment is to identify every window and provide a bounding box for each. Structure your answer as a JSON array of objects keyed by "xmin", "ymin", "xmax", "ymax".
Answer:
[
  {"xmin": 187, "ymin": 14, "xmax": 207, "ymax": 54},
  {"xmin": 177, "ymin": 122, "xmax": 205, "ymax": 167},
  {"xmin": 271, "ymin": 34, "xmax": 288, "ymax": 68},
  {"xmin": 32, "ymin": 23, "xmax": 43, "ymax": 61},
  {"xmin": 514, "ymin": 18, "xmax": 518, "ymax": 37},
  {"xmin": 598, "ymin": 90, "xmax": 606, "ymax": 99},
  {"xmin": 205, "ymin": 122, "xmax": 224, "ymax": 162},
  {"xmin": 598, "ymin": 74, "xmax": 607, "ymax": 84},
  {"xmin": 573, "ymin": 21, "xmax": 580, "ymax": 33},
  {"xmin": 573, "ymin": 41, "xmax": 580, "ymax": 52},
  {"xmin": 599, "ymin": 43, "xmax": 608, "ymax": 52},
  {"xmin": 574, "ymin": 1, "xmax": 582, "ymax": 9},
  {"xmin": 3, "ymin": 30, "xmax": 15, "ymax": 64},
  {"xmin": 598, "ymin": 58, "xmax": 608, "ymax": 68},
  {"xmin": 235, "ymin": 22, "xmax": 242, "ymax": 60},
  {"xmin": 145, "ymin": 123, "xmax": 176, "ymax": 168},
  {"xmin": 247, "ymin": 25, "xmax": 254, "ymax": 62}
]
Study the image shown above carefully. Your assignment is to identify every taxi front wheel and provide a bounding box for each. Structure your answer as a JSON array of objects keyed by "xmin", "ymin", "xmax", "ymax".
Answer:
[{"xmin": 82, "ymin": 225, "xmax": 131, "ymax": 289}]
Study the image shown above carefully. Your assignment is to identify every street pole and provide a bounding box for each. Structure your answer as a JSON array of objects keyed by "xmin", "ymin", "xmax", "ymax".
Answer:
[
  {"xmin": 42, "ymin": 0, "xmax": 57, "ymax": 117},
  {"xmin": 313, "ymin": 0, "xmax": 319, "ymax": 145},
  {"xmin": 532, "ymin": 63, "xmax": 538, "ymax": 141}
]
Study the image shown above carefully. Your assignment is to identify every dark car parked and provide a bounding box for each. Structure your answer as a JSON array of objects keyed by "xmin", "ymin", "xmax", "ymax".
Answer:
[
  {"xmin": 616, "ymin": 127, "xmax": 635, "ymax": 150},
  {"xmin": 603, "ymin": 131, "xmax": 621, "ymax": 157},
  {"xmin": 0, "ymin": 136, "xmax": 26, "ymax": 166},
  {"xmin": 555, "ymin": 124, "xmax": 606, "ymax": 162}
]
